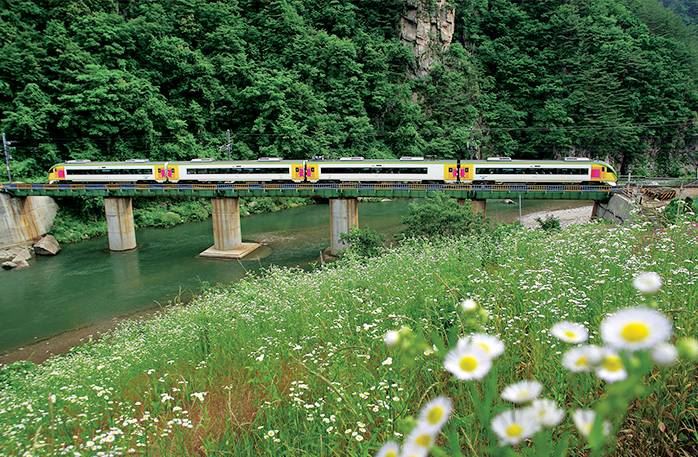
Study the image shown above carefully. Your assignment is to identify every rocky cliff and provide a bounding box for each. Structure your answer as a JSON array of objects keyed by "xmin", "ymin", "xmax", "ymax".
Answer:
[
  {"xmin": 0, "ymin": 194, "xmax": 58, "ymax": 248},
  {"xmin": 400, "ymin": 0, "xmax": 455, "ymax": 76}
]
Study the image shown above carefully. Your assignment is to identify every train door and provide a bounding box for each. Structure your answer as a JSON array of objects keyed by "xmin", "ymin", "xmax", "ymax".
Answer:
[
  {"xmin": 444, "ymin": 163, "xmax": 458, "ymax": 182},
  {"xmin": 590, "ymin": 164, "xmax": 603, "ymax": 182},
  {"xmin": 305, "ymin": 163, "xmax": 319, "ymax": 182},
  {"xmin": 291, "ymin": 163, "xmax": 305, "ymax": 182},
  {"xmin": 459, "ymin": 163, "xmax": 474, "ymax": 182}
]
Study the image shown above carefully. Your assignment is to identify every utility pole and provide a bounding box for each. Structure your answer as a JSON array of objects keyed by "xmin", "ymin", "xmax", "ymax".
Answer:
[
  {"xmin": 226, "ymin": 129, "xmax": 232, "ymax": 160},
  {"xmin": 2, "ymin": 132, "xmax": 11, "ymax": 182}
]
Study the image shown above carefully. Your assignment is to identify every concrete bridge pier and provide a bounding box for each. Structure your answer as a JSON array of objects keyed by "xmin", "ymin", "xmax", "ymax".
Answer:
[
  {"xmin": 200, "ymin": 197, "xmax": 260, "ymax": 259},
  {"xmin": 329, "ymin": 198, "xmax": 359, "ymax": 255},
  {"xmin": 104, "ymin": 197, "xmax": 137, "ymax": 251}
]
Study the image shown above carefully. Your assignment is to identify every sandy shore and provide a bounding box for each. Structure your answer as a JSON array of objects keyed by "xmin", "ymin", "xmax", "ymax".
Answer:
[{"xmin": 519, "ymin": 205, "xmax": 595, "ymax": 229}]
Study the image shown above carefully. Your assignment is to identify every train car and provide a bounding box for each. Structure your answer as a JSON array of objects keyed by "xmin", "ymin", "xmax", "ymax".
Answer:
[
  {"xmin": 48, "ymin": 159, "xmax": 167, "ymax": 183},
  {"xmin": 169, "ymin": 158, "xmax": 301, "ymax": 183},
  {"xmin": 460, "ymin": 158, "xmax": 617, "ymax": 185},
  {"xmin": 306, "ymin": 157, "xmax": 458, "ymax": 183}
]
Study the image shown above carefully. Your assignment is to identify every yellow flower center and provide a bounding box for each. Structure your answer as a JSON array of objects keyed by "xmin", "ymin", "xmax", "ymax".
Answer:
[
  {"xmin": 415, "ymin": 433, "xmax": 432, "ymax": 447},
  {"xmin": 426, "ymin": 406, "xmax": 444, "ymax": 425},
  {"xmin": 620, "ymin": 321, "xmax": 650, "ymax": 342},
  {"xmin": 506, "ymin": 423, "xmax": 523, "ymax": 438},
  {"xmin": 385, "ymin": 452, "xmax": 398, "ymax": 457},
  {"xmin": 477, "ymin": 342, "xmax": 491, "ymax": 353},
  {"xmin": 602, "ymin": 355, "xmax": 623, "ymax": 372},
  {"xmin": 564, "ymin": 330, "xmax": 577, "ymax": 339},
  {"xmin": 575, "ymin": 356, "xmax": 588, "ymax": 367},
  {"xmin": 459, "ymin": 355, "xmax": 479, "ymax": 372}
]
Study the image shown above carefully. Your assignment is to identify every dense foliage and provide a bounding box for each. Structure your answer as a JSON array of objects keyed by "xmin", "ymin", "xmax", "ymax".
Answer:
[
  {"xmin": 0, "ymin": 0, "xmax": 696, "ymax": 179},
  {"xmin": 401, "ymin": 193, "xmax": 487, "ymax": 238}
]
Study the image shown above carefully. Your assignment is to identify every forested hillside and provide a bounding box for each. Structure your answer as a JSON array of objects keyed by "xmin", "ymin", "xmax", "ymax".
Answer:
[{"xmin": 1, "ymin": 0, "xmax": 696, "ymax": 177}]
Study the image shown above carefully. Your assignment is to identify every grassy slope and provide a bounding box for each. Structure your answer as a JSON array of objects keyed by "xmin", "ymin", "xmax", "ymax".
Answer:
[{"xmin": 0, "ymin": 221, "xmax": 696, "ymax": 456}]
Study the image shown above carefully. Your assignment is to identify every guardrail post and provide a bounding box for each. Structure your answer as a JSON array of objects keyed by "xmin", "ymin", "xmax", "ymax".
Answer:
[
  {"xmin": 329, "ymin": 198, "xmax": 359, "ymax": 255},
  {"xmin": 200, "ymin": 197, "xmax": 261, "ymax": 259},
  {"xmin": 104, "ymin": 197, "xmax": 136, "ymax": 251}
]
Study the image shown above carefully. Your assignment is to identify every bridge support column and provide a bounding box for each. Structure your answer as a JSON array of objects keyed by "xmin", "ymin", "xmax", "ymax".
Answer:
[
  {"xmin": 200, "ymin": 197, "xmax": 260, "ymax": 259},
  {"xmin": 104, "ymin": 198, "xmax": 136, "ymax": 251},
  {"xmin": 329, "ymin": 198, "xmax": 359, "ymax": 255}
]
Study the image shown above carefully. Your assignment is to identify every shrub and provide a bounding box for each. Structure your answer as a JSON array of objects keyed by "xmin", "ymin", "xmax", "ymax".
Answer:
[
  {"xmin": 535, "ymin": 215, "xmax": 562, "ymax": 231},
  {"xmin": 339, "ymin": 227, "xmax": 384, "ymax": 257},
  {"xmin": 401, "ymin": 194, "xmax": 486, "ymax": 239},
  {"xmin": 663, "ymin": 197, "xmax": 698, "ymax": 223}
]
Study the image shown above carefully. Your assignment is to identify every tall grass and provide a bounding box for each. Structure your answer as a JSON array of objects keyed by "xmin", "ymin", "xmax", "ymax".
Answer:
[{"xmin": 0, "ymin": 221, "xmax": 695, "ymax": 456}]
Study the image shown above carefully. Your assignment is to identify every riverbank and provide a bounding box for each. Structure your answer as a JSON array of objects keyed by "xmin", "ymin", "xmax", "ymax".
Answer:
[
  {"xmin": 518, "ymin": 204, "xmax": 595, "ymax": 228},
  {"xmin": 1, "ymin": 221, "xmax": 695, "ymax": 456}
]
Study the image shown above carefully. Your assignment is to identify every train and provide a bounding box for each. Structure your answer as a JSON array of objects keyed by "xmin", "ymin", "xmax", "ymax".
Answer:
[{"xmin": 48, "ymin": 157, "xmax": 618, "ymax": 185}]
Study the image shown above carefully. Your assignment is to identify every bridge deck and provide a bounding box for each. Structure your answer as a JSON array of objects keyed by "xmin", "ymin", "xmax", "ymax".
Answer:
[{"xmin": 0, "ymin": 182, "xmax": 615, "ymax": 201}]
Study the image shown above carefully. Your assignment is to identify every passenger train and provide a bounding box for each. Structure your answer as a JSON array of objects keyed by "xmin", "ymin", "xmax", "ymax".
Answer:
[{"xmin": 48, "ymin": 157, "xmax": 618, "ymax": 185}]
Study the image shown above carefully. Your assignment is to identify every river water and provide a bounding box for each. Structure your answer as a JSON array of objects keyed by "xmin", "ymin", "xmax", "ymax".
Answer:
[{"xmin": 0, "ymin": 199, "xmax": 591, "ymax": 354}]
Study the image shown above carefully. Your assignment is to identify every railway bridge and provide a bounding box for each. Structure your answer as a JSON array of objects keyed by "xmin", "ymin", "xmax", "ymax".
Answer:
[
  {"xmin": 0, "ymin": 181, "xmax": 621, "ymax": 257},
  {"xmin": 6, "ymin": 179, "xmax": 696, "ymax": 256}
]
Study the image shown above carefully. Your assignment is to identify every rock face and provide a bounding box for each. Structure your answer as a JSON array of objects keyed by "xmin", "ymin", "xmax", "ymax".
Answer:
[
  {"xmin": 2, "ymin": 261, "xmax": 16, "ymax": 270},
  {"xmin": 10, "ymin": 247, "xmax": 31, "ymax": 262},
  {"xmin": 400, "ymin": 0, "xmax": 455, "ymax": 77},
  {"xmin": 34, "ymin": 235, "xmax": 61, "ymax": 255},
  {"xmin": 0, "ymin": 194, "xmax": 58, "ymax": 249}
]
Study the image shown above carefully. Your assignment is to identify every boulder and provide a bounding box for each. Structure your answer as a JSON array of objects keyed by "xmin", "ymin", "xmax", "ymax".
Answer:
[
  {"xmin": 33, "ymin": 235, "xmax": 61, "ymax": 256},
  {"xmin": 503, "ymin": 199, "xmax": 516, "ymax": 205},
  {"xmin": 2, "ymin": 261, "xmax": 16, "ymax": 270},
  {"xmin": 10, "ymin": 247, "xmax": 31, "ymax": 262},
  {"xmin": 13, "ymin": 259, "xmax": 29, "ymax": 269},
  {"xmin": 0, "ymin": 250, "xmax": 14, "ymax": 262}
]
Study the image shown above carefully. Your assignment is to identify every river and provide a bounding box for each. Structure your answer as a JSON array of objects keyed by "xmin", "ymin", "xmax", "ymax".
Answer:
[{"xmin": 0, "ymin": 199, "xmax": 591, "ymax": 356}]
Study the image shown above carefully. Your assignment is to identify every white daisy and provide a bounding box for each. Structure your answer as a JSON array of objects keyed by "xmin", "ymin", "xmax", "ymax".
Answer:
[
  {"xmin": 632, "ymin": 272, "xmax": 662, "ymax": 294},
  {"xmin": 404, "ymin": 424, "xmax": 436, "ymax": 452},
  {"xmin": 562, "ymin": 345, "xmax": 603, "ymax": 372},
  {"xmin": 652, "ymin": 343, "xmax": 678, "ymax": 366},
  {"xmin": 376, "ymin": 441, "xmax": 400, "ymax": 457},
  {"xmin": 600, "ymin": 307, "xmax": 672, "ymax": 350},
  {"xmin": 444, "ymin": 344, "xmax": 492, "ymax": 381},
  {"xmin": 460, "ymin": 298, "xmax": 478, "ymax": 312},
  {"xmin": 491, "ymin": 409, "xmax": 541, "ymax": 445},
  {"xmin": 384, "ymin": 330, "xmax": 400, "ymax": 347},
  {"xmin": 573, "ymin": 409, "xmax": 611, "ymax": 438},
  {"xmin": 551, "ymin": 322, "xmax": 589, "ymax": 344},
  {"xmin": 501, "ymin": 380, "xmax": 543, "ymax": 404},
  {"xmin": 595, "ymin": 350, "xmax": 627, "ymax": 383},
  {"xmin": 459, "ymin": 334, "xmax": 505, "ymax": 358},
  {"xmin": 418, "ymin": 396, "xmax": 452, "ymax": 432},
  {"xmin": 400, "ymin": 445, "xmax": 427, "ymax": 457},
  {"xmin": 528, "ymin": 399, "xmax": 565, "ymax": 427}
]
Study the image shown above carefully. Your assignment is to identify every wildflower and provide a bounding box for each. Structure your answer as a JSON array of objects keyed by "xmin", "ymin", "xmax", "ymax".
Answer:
[
  {"xmin": 632, "ymin": 272, "xmax": 662, "ymax": 294},
  {"xmin": 562, "ymin": 345, "xmax": 602, "ymax": 372},
  {"xmin": 48, "ymin": 394, "xmax": 56, "ymax": 404},
  {"xmin": 573, "ymin": 409, "xmax": 611, "ymax": 438},
  {"xmin": 528, "ymin": 399, "xmax": 565, "ymax": 427},
  {"xmin": 444, "ymin": 344, "xmax": 492, "ymax": 381},
  {"xmin": 190, "ymin": 392, "xmax": 207, "ymax": 402},
  {"xmin": 160, "ymin": 393, "xmax": 174, "ymax": 403},
  {"xmin": 384, "ymin": 331, "xmax": 400, "ymax": 347},
  {"xmin": 652, "ymin": 343, "xmax": 678, "ymax": 366},
  {"xmin": 550, "ymin": 322, "xmax": 588, "ymax": 344},
  {"xmin": 460, "ymin": 333, "xmax": 505, "ymax": 358},
  {"xmin": 382, "ymin": 357, "xmax": 393, "ymax": 366},
  {"xmin": 418, "ymin": 396, "xmax": 452, "ymax": 432},
  {"xmin": 600, "ymin": 307, "xmax": 672, "ymax": 350},
  {"xmin": 375, "ymin": 441, "xmax": 400, "ymax": 457},
  {"xmin": 501, "ymin": 380, "xmax": 543, "ymax": 404},
  {"xmin": 400, "ymin": 445, "xmax": 427, "ymax": 457},
  {"xmin": 404, "ymin": 424, "xmax": 436, "ymax": 452},
  {"xmin": 595, "ymin": 350, "xmax": 627, "ymax": 383},
  {"xmin": 460, "ymin": 298, "xmax": 478, "ymax": 312},
  {"xmin": 491, "ymin": 409, "xmax": 540, "ymax": 445}
]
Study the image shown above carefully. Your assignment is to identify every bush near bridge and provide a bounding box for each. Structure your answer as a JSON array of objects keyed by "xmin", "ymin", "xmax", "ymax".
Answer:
[{"xmin": 0, "ymin": 219, "xmax": 696, "ymax": 456}]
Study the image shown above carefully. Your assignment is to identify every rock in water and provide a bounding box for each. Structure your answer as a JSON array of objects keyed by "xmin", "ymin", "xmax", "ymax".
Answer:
[
  {"xmin": 34, "ymin": 235, "xmax": 61, "ymax": 256},
  {"xmin": 13, "ymin": 259, "xmax": 29, "ymax": 269},
  {"xmin": 2, "ymin": 261, "xmax": 17, "ymax": 270},
  {"xmin": 0, "ymin": 250, "xmax": 14, "ymax": 262},
  {"xmin": 10, "ymin": 247, "xmax": 31, "ymax": 262}
]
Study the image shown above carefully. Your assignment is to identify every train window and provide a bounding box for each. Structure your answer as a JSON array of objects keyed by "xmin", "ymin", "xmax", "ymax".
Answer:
[
  {"xmin": 464, "ymin": 168, "xmax": 469, "ymax": 172},
  {"xmin": 476, "ymin": 167, "xmax": 587, "ymax": 175},
  {"xmin": 295, "ymin": 167, "xmax": 300, "ymax": 172},
  {"xmin": 323, "ymin": 167, "xmax": 429, "ymax": 174},
  {"xmin": 311, "ymin": 167, "xmax": 315, "ymax": 172},
  {"xmin": 188, "ymin": 167, "xmax": 289, "ymax": 174},
  {"xmin": 448, "ymin": 168, "xmax": 453, "ymax": 172},
  {"xmin": 67, "ymin": 168, "xmax": 152, "ymax": 175}
]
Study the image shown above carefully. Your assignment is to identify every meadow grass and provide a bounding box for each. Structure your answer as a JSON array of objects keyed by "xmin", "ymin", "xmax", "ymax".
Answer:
[{"xmin": 0, "ymin": 220, "xmax": 696, "ymax": 456}]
